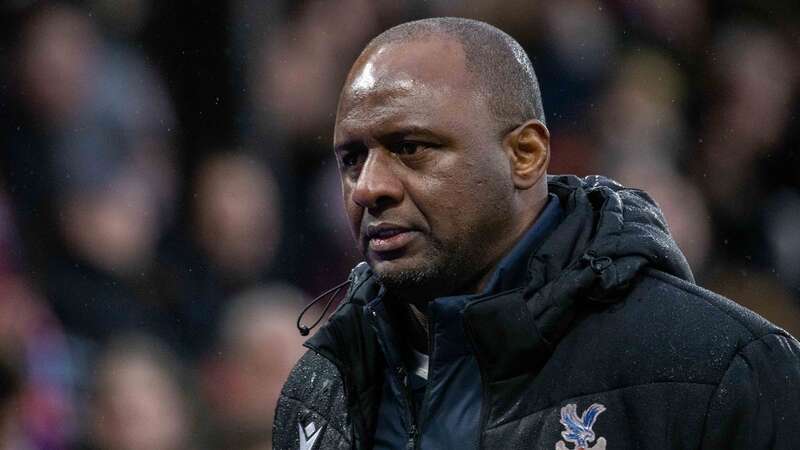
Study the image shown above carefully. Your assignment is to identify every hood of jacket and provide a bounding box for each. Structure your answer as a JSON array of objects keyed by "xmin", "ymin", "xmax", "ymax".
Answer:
[{"xmin": 460, "ymin": 174, "xmax": 693, "ymax": 383}]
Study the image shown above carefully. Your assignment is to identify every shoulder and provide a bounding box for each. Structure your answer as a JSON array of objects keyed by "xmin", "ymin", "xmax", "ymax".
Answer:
[
  {"xmin": 632, "ymin": 268, "xmax": 797, "ymax": 362},
  {"xmin": 278, "ymin": 350, "xmax": 347, "ymax": 406},
  {"xmin": 553, "ymin": 268, "xmax": 798, "ymax": 388},
  {"xmin": 641, "ymin": 269, "xmax": 784, "ymax": 339},
  {"xmin": 635, "ymin": 268, "xmax": 800, "ymax": 379},
  {"xmin": 273, "ymin": 350, "xmax": 352, "ymax": 450}
]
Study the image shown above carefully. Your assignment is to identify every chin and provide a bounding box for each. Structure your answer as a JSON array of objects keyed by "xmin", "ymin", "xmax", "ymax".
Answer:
[
  {"xmin": 370, "ymin": 256, "xmax": 455, "ymax": 300},
  {"xmin": 370, "ymin": 259, "xmax": 421, "ymax": 283}
]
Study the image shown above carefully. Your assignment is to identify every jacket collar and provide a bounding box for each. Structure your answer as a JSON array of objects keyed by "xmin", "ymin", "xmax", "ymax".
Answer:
[
  {"xmin": 482, "ymin": 194, "xmax": 563, "ymax": 294},
  {"xmin": 462, "ymin": 175, "xmax": 694, "ymax": 383}
]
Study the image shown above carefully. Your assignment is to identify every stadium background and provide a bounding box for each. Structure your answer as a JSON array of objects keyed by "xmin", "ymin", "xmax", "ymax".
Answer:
[{"xmin": 0, "ymin": 0, "xmax": 798, "ymax": 448}]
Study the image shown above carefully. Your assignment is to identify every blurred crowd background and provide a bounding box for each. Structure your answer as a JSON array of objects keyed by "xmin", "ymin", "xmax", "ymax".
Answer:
[{"xmin": 0, "ymin": 0, "xmax": 798, "ymax": 449}]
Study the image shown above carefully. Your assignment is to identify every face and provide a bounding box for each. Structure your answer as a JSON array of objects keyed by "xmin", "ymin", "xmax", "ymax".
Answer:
[{"xmin": 334, "ymin": 37, "xmax": 520, "ymax": 299}]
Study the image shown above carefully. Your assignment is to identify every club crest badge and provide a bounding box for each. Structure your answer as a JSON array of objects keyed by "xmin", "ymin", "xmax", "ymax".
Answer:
[{"xmin": 555, "ymin": 403, "xmax": 607, "ymax": 450}]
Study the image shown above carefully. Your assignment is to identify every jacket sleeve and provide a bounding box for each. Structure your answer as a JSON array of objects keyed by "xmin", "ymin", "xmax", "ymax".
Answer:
[
  {"xmin": 272, "ymin": 350, "xmax": 353, "ymax": 450},
  {"xmin": 700, "ymin": 332, "xmax": 800, "ymax": 449}
]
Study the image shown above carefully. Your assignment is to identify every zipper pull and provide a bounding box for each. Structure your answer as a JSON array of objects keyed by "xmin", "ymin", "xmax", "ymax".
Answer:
[
  {"xmin": 407, "ymin": 424, "xmax": 418, "ymax": 449},
  {"xmin": 396, "ymin": 366, "xmax": 408, "ymax": 386}
]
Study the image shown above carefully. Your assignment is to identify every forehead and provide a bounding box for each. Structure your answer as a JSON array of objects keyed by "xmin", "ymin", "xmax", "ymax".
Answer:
[
  {"xmin": 335, "ymin": 37, "xmax": 484, "ymax": 139},
  {"xmin": 353, "ymin": 36, "xmax": 470, "ymax": 88}
]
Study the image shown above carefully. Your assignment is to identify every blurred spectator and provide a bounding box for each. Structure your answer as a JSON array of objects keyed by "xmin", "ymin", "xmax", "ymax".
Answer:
[
  {"xmin": 193, "ymin": 151, "xmax": 280, "ymax": 284},
  {"xmin": 4, "ymin": 2, "xmax": 100, "ymax": 266},
  {"xmin": 46, "ymin": 147, "xmax": 178, "ymax": 346},
  {"xmin": 0, "ymin": 275, "xmax": 76, "ymax": 450},
  {"xmin": 15, "ymin": 3, "xmax": 98, "ymax": 128},
  {"xmin": 5, "ymin": 2, "xmax": 176, "ymax": 268},
  {"xmin": 0, "ymin": 351, "xmax": 24, "ymax": 450},
  {"xmin": 56, "ymin": 151, "xmax": 165, "ymax": 278},
  {"xmin": 696, "ymin": 22, "xmax": 797, "ymax": 227},
  {"xmin": 160, "ymin": 150, "xmax": 282, "ymax": 358},
  {"xmin": 683, "ymin": 21, "xmax": 800, "ymax": 293},
  {"xmin": 200, "ymin": 284, "xmax": 306, "ymax": 450},
  {"xmin": 4, "ymin": 1, "xmax": 180, "ymax": 352},
  {"xmin": 83, "ymin": 334, "xmax": 193, "ymax": 450},
  {"xmin": 595, "ymin": 48, "xmax": 688, "ymax": 169}
]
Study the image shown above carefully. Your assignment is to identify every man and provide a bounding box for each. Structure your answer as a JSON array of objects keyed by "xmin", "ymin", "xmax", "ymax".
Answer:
[{"xmin": 274, "ymin": 18, "xmax": 800, "ymax": 450}]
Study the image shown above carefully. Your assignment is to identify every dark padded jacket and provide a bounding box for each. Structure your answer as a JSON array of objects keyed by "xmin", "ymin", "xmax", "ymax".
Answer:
[{"xmin": 274, "ymin": 175, "xmax": 800, "ymax": 449}]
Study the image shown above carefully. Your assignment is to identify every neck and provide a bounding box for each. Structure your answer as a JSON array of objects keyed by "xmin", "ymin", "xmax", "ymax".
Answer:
[{"xmin": 470, "ymin": 192, "xmax": 549, "ymax": 293}]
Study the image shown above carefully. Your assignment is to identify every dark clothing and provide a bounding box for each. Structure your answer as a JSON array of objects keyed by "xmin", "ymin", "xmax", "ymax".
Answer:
[
  {"xmin": 273, "ymin": 175, "xmax": 800, "ymax": 450},
  {"xmin": 372, "ymin": 193, "xmax": 563, "ymax": 450}
]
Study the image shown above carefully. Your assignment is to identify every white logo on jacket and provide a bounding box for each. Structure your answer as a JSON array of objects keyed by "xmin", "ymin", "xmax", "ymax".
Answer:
[
  {"xmin": 555, "ymin": 403, "xmax": 607, "ymax": 450},
  {"xmin": 299, "ymin": 421, "xmax": 323, "ymax": 450}
]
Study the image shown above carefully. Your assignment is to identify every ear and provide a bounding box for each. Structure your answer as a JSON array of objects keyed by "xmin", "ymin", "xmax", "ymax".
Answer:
[{"xmin": 503, "ymin": 120, "xmax": 550, "ymax": 189}]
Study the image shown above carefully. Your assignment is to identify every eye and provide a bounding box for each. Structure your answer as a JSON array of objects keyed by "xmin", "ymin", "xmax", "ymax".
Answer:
[
  {"xmin": 338, "ymin": 147, "xmax": 366, "ymax": 168},
  {"xmin": 340, "ymin": 151, "xmax": 362, "ymax": 167},
  {"xmin": 391, "ymin": 141, "xmax": 429, "ymax": 156}
]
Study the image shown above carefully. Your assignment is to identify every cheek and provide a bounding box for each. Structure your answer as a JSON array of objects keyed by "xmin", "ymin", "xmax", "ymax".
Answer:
[
  {"xmin": 443, "ymin": 151, "xmax": 508, "ymax": 191},
  {"xmin": 342, "ymin": 185, "xmax": 363, "ymax": 237},
  {"xmin": 426, "ymin": 155, "xmax": 512, "ymax": 233},
  {"xmin": 414, "ymin": 166, "xmax": 475, "ymax": 230}
]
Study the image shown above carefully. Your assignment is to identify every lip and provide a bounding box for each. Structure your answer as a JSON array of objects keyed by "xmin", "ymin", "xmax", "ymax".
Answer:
[{"xmin": 365, "ymin": 223, "xmax": 418, "ymax": 253}]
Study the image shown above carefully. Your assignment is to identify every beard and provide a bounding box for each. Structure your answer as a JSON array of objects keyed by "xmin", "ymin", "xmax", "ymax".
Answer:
[{"xmin": 370, "ymin": 232, "xmax": 486, "ymax": 304}]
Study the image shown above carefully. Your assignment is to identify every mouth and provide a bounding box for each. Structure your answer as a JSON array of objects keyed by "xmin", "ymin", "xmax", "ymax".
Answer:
[{"xmin": 364, "ymin": 223, "xmax": 419, "ymax": 254}]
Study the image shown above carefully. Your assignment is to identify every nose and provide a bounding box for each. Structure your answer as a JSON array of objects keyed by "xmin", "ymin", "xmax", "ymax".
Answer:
[{"xmin": 351, "ymin": 149, "xmax": 403, "ymax": 211}]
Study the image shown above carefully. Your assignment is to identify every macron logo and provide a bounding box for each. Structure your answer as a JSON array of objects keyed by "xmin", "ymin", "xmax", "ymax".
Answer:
[{"xmin": 299, "ymin": 421, "xmax": 323, "ymax": 450}]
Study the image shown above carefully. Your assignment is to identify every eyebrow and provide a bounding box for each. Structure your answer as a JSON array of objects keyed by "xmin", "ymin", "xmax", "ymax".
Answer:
[
  {"xmin": 385, "ymin": 125, "xmax": 440, "ymax": 139},
  {"xmin": 334, "ymin": 140, "xmax": 366, "ymax": 154},
  {"xmin": 334, "ymin": 125, "xmax": 442, "ymax": 152}
]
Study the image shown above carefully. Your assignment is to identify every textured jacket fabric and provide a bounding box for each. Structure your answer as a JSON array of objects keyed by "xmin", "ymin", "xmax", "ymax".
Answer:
[{"xmin": 273, "ymin": 175, "xmax": 800, "ymax": 450}]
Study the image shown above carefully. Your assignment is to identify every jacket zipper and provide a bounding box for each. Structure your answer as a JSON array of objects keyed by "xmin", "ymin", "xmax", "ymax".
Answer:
[
  {"xmin": 407, "ymin": 423, "xmax": 418, "ymax": 449},
  {"xmin": 407, "ymin": 304, "xmax": 436, "ymax": 450},
  {"xmin": 366, "ymin": 305, "xmax": 422, "ymax": 450},
  {"xmin": 463, "ymin": 309, "xmax": 490, "ymax": 450},
  {"xmin": 395, "ymin": 365, "xmax": 421, "ymax": 450}
]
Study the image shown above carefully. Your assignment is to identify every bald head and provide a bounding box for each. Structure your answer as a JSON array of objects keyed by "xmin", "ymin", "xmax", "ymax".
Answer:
[{"xmin": 356, "ymin": 17, "xmax": 545, "ymax": 131}]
